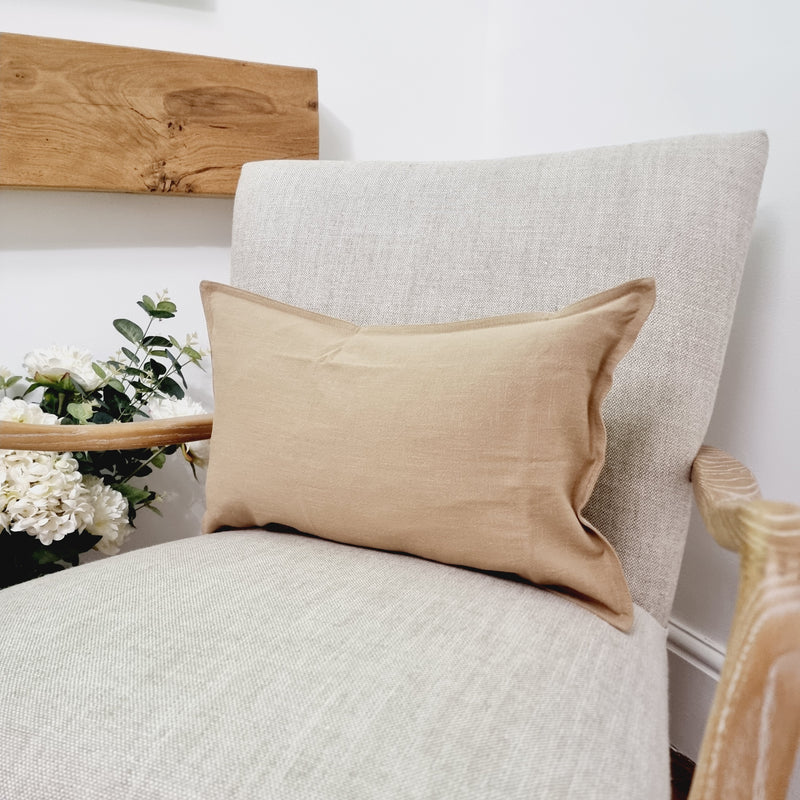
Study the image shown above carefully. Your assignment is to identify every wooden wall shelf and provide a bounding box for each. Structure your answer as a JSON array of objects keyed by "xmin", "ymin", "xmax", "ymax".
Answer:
[{"xmin": 0, "ymin": 33, "xmax": 318, "ymax": 196}]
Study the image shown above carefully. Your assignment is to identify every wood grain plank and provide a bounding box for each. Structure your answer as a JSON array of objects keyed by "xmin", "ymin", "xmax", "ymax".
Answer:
[{"xmin": 0, "ymin": 33, "xmax": 318, "ymax": 195}]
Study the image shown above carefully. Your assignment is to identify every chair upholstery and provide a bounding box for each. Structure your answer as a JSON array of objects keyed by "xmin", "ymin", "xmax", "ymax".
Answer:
[
  {"xmin": 231, "ymin": 132, "xmax": 767, "ymax": 623},
  {"xmin": 0, "ymin": 531, "xmax": 670, "ymax": 799},
  {"xmin": 0, "ymin": 132, "xmax": 768, "ymax": 799}
]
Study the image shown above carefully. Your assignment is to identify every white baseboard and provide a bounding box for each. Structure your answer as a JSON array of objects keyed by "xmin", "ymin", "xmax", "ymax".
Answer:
[
  {"xmin": 666, "ymin": 618, "xmax": 724, "ymax": 761},
  {"xmin": 667, "ymin": 618, "xmax": 725, "ymax": 678}
]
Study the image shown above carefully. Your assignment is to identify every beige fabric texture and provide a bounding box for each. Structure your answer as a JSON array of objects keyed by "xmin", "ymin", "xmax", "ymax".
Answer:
[
  {"xmin": 201, "ymin": 278, "xmax": 655, "ymax": 630},
  {"xmin": 230, "ymin": 132, "xmax": 768, "ymax": 624},
  {"xmin": 0, "ymin": 531, "xmax": 671, "ymax": 800}
]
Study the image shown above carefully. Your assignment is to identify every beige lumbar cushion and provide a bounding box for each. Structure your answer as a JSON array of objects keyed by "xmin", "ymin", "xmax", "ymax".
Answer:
[{"xmin": 200, "ymin": 277, "xmax": 655, "ymax": 630}]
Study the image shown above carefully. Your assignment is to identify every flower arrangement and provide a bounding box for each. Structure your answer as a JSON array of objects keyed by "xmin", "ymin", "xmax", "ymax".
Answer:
[{"xmin": 0, "ymin": 292, "xmax": 207, "ymax": 589}]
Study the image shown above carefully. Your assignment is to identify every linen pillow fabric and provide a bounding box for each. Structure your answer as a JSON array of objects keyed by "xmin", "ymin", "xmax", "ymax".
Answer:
[
  {"xmin": 201, "ymin": 277, "xmax": 655, "ymax": 631},
  {"xmin": 231, "ymin": 137, "xmax": 768, "ymax": 626}
]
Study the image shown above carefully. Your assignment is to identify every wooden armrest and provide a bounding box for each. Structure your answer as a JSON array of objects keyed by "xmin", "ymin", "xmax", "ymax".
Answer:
[
  {"xmin": 689, "ymin": 445, "xmax": 800, "ymax": 800},
  {"xmin": 0, "ymin": 414, "xmax": 213, "ymax": 452}
]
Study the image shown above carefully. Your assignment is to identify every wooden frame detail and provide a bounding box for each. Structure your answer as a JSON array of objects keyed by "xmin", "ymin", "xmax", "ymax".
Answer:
[
  {"xmin": 0, "ymin": 33, "xmax": 318, "ymax": 196},
  {"xmin": 689, "ymin": 446, "xmax": 800, "ymax": 800},
  {"xmin": 0, "ymin": 414, "xmax": 212, "ymax": 451}
]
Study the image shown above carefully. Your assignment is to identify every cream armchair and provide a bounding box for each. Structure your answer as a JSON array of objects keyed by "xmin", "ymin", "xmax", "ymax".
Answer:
[{"xmin": 1, "ymin": 131, "xmax": 798, "ymax": 799}]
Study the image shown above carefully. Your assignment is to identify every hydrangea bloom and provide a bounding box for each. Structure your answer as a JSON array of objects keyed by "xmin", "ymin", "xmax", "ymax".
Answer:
[
  {"xmin": 146, "ymin": 395, "xmax": 210, "ymax": 469},
  {"xmin": 1, "ymin": 398, "xmax": 85, "ymax": 544},
  {"xmin": 0, "ymin": 400, "xmax": 131, "ymax": 551},
  {"xmin": 82, "ymin": 476, "xmax": 131, "ymax": 555},
  {"xmin": 0, "ymin": 450, "xmax": 94, "ymax": 546},
  {"xmin": 23, "ymin": 345, "xmax": 103, "ymax": 392}
]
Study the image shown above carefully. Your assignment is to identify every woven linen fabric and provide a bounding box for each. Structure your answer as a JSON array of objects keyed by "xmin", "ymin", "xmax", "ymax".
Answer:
[
  {"xmin": 0, "ymin": 532, "xmax": 670, "ymax": 800},
  {"xmin": 201, "ymin": 278, "xmax": 655, "ymax": 630},
  {"xmin": 229, "ymin": 132, "xmax": 768, "ymax": 624}
]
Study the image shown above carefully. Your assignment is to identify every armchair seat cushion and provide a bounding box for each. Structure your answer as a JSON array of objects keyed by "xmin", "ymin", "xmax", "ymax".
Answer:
[{"xmin": 0, "ymin": 532, "xmax": 669, "ymax": 799}]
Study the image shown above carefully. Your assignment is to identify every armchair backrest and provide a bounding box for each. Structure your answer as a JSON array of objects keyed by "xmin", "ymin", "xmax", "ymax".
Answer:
[{"xmin": 229, "ymin": 132, "xmax": 768, "ymax": 624}]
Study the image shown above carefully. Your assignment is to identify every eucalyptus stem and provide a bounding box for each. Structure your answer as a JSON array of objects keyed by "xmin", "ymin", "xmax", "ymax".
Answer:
[
  {"xmin": 115, "ymin": 446, "xmax": 168, "ymax": 488},
  {"xmin": 117, "ymin": 318, "xmax": 155, "ymax": 398}
]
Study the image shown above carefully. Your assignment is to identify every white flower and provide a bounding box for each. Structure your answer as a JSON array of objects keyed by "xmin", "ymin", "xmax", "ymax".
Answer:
[
  {"xmin": 0, "ymin": 450, "xmax": 132, "ymax": 552},
  {"xmin": 0, "ymin": 397, "xmax": 59, "ymax": 425},
  {"xmin": 82, "ymin": 476, "xmax": 132, "ymax": 555},
  {"xmin": 146, "ymin": 396, "xmax": 206, "ymax": 420},
  {"xmin": 0, "ymin": 450, "xmax": 93, "ymax": 545},
  {"xmin": 0, "ymin": 398, "xmax": 80, "ymax": 543},
  {"xmin": 23, "ymin": 345, "xmax": 103, "ymax": 392},
  {"xmin": 0, "ymin": 366, "xmax": 11, "ymax": 381},
  {"xmin": 146, "ymin": 396, "xmax": 210, "ymax": 469}
]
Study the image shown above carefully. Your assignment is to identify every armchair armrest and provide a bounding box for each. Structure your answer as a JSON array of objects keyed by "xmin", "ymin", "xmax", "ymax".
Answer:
[
  {"xmin": 689, "ymin": 445, "xmax": 800, "ymax": 800},
  {"xmin": 0, "ymin": 414, "xmax": 213, "ymax": 452}
]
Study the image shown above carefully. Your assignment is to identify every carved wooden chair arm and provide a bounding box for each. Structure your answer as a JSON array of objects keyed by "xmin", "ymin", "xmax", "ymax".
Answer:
[
  {"xmin": 0, "ymin": 414, "xmax": 213, "ymax": 452},
  {"xmin": 689, "ymin": 445, "xmax": 800, "ymax": 800}
]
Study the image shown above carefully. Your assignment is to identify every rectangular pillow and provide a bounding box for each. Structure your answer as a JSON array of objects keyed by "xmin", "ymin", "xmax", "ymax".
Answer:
[{"xmin": 200, "ymin": 278, "xmax": 655, "ymax": 631}]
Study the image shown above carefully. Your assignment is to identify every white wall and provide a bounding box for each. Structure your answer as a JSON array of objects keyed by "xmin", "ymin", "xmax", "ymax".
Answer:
[{"xmin": 2, "ymin": 0, "xmax": 798, "ymax": 786}]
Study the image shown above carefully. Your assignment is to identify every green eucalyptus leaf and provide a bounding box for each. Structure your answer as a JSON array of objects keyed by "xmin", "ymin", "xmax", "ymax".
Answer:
[
  {"xmin": 66, "ymin": 402, "xmax": 93, "ymax": 423},
  {"xmin": 159, "ymin": 376, "xmax": 184, "ymax": 399},
  {"xmin": 150, "ymin": 451, "xmax": 166, "ymax": 469},
  {"xmin": 182, "ymin": 346, "xmax": 203, "ymax": 362},
  {"xmin": 142, "ymin": 335, "xmax": 172, "ymax": 348},
  {"xmin": 114, "ymin": 483, "xmax": 155, "ymax": 506},
  {"xmin": 165, "ymin": 352, "xmax": 188, "ymax": 387},
  {"xmin": 122, "ymin": 366, "xmax": 147, "ymax": 378},
  {"xmin": 101, "ymin": 386, "xmax": 134, "ymax": 418},
  {"xmin": 91, "ymin": 362, "xmax": 107, "ymax": 379},
  {"xmin": 139, "ymin": 295, "xmax": 156, "ymax": 311},
  {"xmin": 103, "ymin": 381, "xmax": 127, "ymax": 398},
  {"xmin": 147, "ymin": 360, "xmax": 167, "ymax": 378},
  {"xmin": 113, "ymin": 318, "xmax": 144, "ymax": 345},
  {"xmin": 136, "ymin": 466, "xmax": 153, "ymax": 477},
  {"xmin": 121, "ymin": 346, "xmax": 139, "ymax": 363}
]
